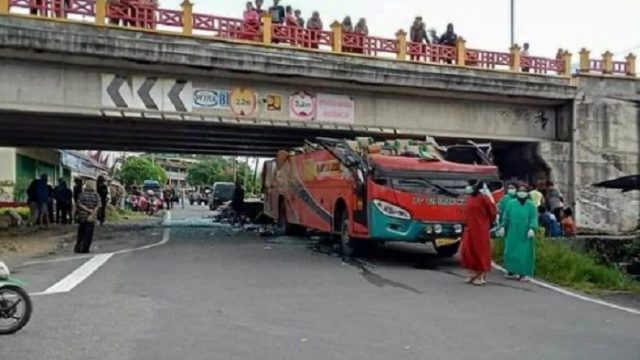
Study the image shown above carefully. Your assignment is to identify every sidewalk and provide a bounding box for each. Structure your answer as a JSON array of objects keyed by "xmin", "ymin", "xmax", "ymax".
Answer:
[{"xmin": 0, "ymin": 218, "xmax": 161, "ymax": 267}]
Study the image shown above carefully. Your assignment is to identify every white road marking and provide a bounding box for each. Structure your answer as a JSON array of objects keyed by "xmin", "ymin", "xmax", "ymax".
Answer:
[
  {"xmin": 30, "ymin": 229, "xmax": 171, "ymax": 296},
  {"xmin": 32, "ymin": 254, "xmax": 113, "ymax": 296},
  {"xmin": 164, "ymin": 210, "xmax": 171, "ymax": 223},
  {"xmin": 492, "ymin": 262, "xmax": 640, "ymax": 316},
  {"xmin": 23, "ymin": 228, "xmax": 170, "ymax": 266}
]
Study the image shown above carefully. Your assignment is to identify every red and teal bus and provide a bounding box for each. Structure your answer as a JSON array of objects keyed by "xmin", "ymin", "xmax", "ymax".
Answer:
[{"xmin": 263, "ymin": 138, "xmax": 503, "ymax": 256}]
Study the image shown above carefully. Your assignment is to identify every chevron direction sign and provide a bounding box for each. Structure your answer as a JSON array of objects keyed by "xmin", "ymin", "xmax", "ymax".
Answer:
[{"xmin": 102, "ymin": 74, "xmax": 192, "ymax": 113}]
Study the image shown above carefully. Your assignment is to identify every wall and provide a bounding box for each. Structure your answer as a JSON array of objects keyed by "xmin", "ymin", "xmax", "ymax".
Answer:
[
  {"xmin": 0, "ymin": 147, "xmax": 17, "ymax": 200},
  {"xmin": 0, "ymin": 59, "xmax": 566, "ymax": 142},
  {"xmin": 573, "ymin": 75, "xmax": 640, "ymax": 233}
]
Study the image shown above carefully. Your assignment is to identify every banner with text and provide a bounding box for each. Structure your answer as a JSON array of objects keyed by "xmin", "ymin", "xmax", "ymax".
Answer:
[{"xmin": 316, "ymin": 94, "xmax": 355, "ymax": 124}]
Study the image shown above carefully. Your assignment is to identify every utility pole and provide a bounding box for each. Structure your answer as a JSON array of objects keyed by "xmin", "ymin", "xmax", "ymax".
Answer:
[{"xmin": 510, "ymin": 0, "xmax": 515, "ymax": 46}]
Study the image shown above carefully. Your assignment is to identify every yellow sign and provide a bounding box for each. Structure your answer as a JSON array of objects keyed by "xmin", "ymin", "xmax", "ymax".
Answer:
[
  {"xmin": 265, "ymin": 94, "xmax": 283, "ymax": 112},
  {"xmin": 230, "ymin": 87, "xmax": 257, "ymax": 116},
  {"xmin": 435, "ymin": 238, "xmax": 460, "ymax": 247}
]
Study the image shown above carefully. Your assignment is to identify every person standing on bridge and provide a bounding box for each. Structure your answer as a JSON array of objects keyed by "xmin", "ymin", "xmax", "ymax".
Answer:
[
  {"xmin": 460, "ymin": 179, "xmax": 497, "ymax": 286},
  {"xmin": 269, "ymin": 0, "xmax": 285, "ymax": 24},
  {"xmin": 503, "ymin": 185, "xmax": 538, "ymax": 281},
  {"xmin": 97, "ymin": 176, "xmax": 109, "ymax": 226},
  {"xmin": 75, "ymin": 180, "xmax": 101, "ymax": 254},
  {"xmin": 306, "ymin": 11, "xmax": 323, "ymax": 49}
]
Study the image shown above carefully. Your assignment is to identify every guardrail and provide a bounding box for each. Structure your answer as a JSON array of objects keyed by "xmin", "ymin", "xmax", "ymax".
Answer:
[{"xmin": 2, "ymin": 0, "xmax": 636, "ymax": 77}]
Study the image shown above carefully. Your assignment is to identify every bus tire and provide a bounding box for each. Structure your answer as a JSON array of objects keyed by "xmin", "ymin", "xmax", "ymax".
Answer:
[
  {"xmin": 277, "ymin": 201, "xmax": 305, "ymax": 236},
  {"xmin": 339, "ymin": 214, "xmax": 355, "ymax": 257},
  {"xmin": 435, "ymin": 243, "xmax": 460, "ymax": 258}
]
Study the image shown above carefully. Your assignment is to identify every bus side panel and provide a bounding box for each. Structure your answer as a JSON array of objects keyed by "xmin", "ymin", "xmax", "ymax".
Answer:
[{"xmin": 262, "ymin": 161, "xmax": 280, "ymax": 220}]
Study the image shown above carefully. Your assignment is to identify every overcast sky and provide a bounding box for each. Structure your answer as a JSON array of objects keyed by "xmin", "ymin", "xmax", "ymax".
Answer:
[{"xmin": 164, "ymin": 0, "xmax": 639, "ymax": 60}]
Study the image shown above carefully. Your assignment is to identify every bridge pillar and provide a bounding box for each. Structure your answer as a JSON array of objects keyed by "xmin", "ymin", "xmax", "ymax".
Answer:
[
  {"xmin": 395, "ymin": 30, "xmax": 406, "ymax": 61},
  {"xmin": 0, "ymin": 0, "xmax": 9, "ymax": 15},
  {"xmin": 455, "ymin": 37, "xmax": 466, "ymax": 66},
  {"xmin": 625, "ymin": 53, "xmax": 636, "ymax": 76},
  {"xmin": 95, "ymin": 0, "xmax": 106, "ymax": 26},
  {"xmin": 330, "ymin": 21, "xmax": 342, "ymax": 53},
  {"xmin": 181, "ymin": 0, "xmax": 193, "ymax": 36},
  {"xmin": 561, "ymin": 50, "xmax": 572, "ymax": 76},
  {"xmin": 509, "ymin": 44, "xmax": 521, "ymax": 72},
  {"xmin": 261, "ymin": 12, "xmax": 272, "ymax": 45},
  {"xmin": 602, "ymin": 51, "xmax": 613, "ymax": 74},
  {"xmin": 579, "ymin": 48, "xmax": 590, "ymax": 73}
]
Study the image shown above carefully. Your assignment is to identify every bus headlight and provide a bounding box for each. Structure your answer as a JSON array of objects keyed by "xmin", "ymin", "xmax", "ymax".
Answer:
[
  {"xmin": 373, "ymin": 199, "xmax": 411, "ymax": 220},
  {"xmin": 453, "ymin": 224, "xmax": 463, "ymax": 234},
  {"xmin": 434, "ymin": 224, "xmax": 443, "ymax": 234}
]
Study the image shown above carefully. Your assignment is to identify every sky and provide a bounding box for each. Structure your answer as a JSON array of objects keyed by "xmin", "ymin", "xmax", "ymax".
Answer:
[{"xmin": 164, "ymin": 0, "xmax": 640, "ymax": 60}]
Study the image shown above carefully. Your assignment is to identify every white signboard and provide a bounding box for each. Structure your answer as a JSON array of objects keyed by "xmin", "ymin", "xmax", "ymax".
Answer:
[
  {"xmin": 101, "ymin": 74, "xmax": 133, "ymax": 108},
  {"xmin": 289, "ymin": 91, "xmax": 315, "ymax": 121},
  {"xmin": 162, "ymin": 79, "xmax": 193, "ymax": 113},
  {"xmin": 316, "ymin": 94, "xmax": 355, "ymax": 124},
  {"xmin": 193, "ymin": 89, "xmax": 231, "ymax": 109}
]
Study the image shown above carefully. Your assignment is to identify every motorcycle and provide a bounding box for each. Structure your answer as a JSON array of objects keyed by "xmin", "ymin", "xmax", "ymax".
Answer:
[
  {"xmin": 0, "ymin": 262, "xmax": 32, "ymax": 335},
  {"xmin": 140, "ymin": 191, "xmax": 163, "ymax": 216}
]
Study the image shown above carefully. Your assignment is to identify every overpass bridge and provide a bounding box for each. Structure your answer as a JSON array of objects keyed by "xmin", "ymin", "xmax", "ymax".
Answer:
[{"xmin": 0, "ymin": 8, "xmax": 638, "ymax": 232}]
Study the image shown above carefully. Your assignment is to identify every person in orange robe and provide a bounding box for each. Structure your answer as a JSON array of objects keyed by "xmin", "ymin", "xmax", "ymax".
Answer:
[{"xmin": 460, "ymin": 179, "xmax": 497, "ymax": 286}]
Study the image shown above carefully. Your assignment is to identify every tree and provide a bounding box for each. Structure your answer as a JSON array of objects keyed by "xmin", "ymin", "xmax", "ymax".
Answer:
[
  {"xmin": 186, "ymin": 157, "xmax": 261, "ymax": 195},
  {"xmin": 117, "ymin": 157, "xmax": 167, "ymax": 186}
]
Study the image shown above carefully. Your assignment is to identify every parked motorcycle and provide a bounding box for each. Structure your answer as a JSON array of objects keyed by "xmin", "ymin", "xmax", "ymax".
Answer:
[
  {"xmin": 0, "ymin": 262, "xmax": 32, "ymax": 335},
  {"xmin": 140, "ymin": 191, "xmax": 163, "ymax": 216}
]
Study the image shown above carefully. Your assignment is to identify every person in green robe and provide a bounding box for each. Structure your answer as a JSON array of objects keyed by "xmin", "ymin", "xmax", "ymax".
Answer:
[
  {"xmin": 502, "ymin": 184, "xmax": 538, "ymax": 281},
  {"xmin": 496, "ymin": 183, "xmax": 517, "ymax": 236}
]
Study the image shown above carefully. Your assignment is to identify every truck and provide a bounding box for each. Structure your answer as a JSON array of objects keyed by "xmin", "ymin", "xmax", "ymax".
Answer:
[{"xmin": 263, "ymin": 137, "xmax": 503, "ymax": 257}]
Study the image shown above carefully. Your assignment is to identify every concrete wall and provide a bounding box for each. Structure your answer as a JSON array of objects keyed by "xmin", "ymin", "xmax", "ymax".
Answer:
[
  {"xmin": 573, "ymin": 75, "xmax": 640, "ymax": 233},
  {"xmin": 0, "ymin": 147, "xmax": 17, "ymax": 200},
  {"xmin": 0, "ymin": 59, "xmax": 564, "ymax": 141}
]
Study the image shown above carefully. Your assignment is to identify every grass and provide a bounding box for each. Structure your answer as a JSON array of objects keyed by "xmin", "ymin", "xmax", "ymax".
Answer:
[
  {"xmin": 105, "ymin": 205, "xmax": 149, "ymax": 222},
  {"xmin": 0, "ymin": 207, "xmax": 30, "ymax": 220},
  {"xmin": 492, "ymin": 236, "xmax": 640, "ymax": 295}
]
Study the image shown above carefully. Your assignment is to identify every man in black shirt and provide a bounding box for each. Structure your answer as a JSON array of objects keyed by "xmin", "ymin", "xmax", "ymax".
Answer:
[
  {"xmin": 97, "ymin": 176, "xmax": 109, "ymax": 225},
  {"xmin": 268, "ymin": 0, "xmax": 285, "ymax": 24},
  {"xmin": 439, "ymin": 23, "xmax": 457, "ymax": 46}
]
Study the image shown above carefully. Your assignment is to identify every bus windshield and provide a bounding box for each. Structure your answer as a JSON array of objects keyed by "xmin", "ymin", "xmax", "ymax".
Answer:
[{"xmin": 373, "ymin": 170, "xmax": 502, "ymax": 197}]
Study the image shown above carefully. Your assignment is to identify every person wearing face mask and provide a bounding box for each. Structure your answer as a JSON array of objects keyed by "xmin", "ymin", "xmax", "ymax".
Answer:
[
  {"xmin": 502, "ymin": 185, "xmax": 539, "ymax": 281},
  {"xmin": 460, "ymin": 179, "xmax": 497, "ymax": 286},
  {"xmin": 497, "ymin": 183, "xmax": 517, "ymax": 235}
]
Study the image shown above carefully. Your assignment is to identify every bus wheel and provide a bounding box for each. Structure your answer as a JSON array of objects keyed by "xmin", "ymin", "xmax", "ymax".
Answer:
[
  {"xmin": 340, "ymin": 215, "xmax": 355, "ymax": 257},
  {"xmin": 435, "ymin": 243, "xmax": 460, "ymax": 258},
  {"xmin": 277, "ymin": 202, "xmax": 305, "ymax": 236}
]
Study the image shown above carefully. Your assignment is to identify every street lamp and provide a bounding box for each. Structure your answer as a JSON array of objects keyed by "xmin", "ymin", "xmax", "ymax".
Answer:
[{"xmin": 510, "ymin": 0, "xmax": 515, "ymax": 46}]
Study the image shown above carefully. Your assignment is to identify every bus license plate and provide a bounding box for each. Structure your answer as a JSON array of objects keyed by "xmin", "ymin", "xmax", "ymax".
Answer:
[{"xmin": 435, "ymin": 238, "xmax": 459, "ymax": 247}]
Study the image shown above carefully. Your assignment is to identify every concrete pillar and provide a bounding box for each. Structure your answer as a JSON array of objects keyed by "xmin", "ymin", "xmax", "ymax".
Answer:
[
  {"xmin": 0, "ymin": 0, "xmax": 9, "ymax": 15},
  {"xmin": 602, "ymin": 50, "xmax": 613, "ymax": 74},
  {"xmin": 95, "ymin": 0, "xmax": 107, "ymax": 26},
  {"xmin": 625, "ymin": 53, "xmax": 636, "ymax": 76},
  {"xmin": 395, "ymin": 30, "xmax": 407, "ymax": 61},
  {"xmin": 181, "ymin": 0, "xmax": 193, "ymax": 36},
  {"xmin": 455, "ymin": 37, "xmax": 466, "ymax": 66},
  {"xmin": 561, "ymin": 50, "xmax": 572, "ymax": 76},
  {"xmin": 261, "ymin": 12, "xmax": 272, "ymax": 45},
  {"xmin": 330, "ymin": 21, "xmax": 342, "ymax": 53},
  {"xmin": 579, "ymin": 48, "xmax": 590, "ymax": 73},
  {"xmin": 509, "ymin": 44, "xmax": 521, "ymax": 72}
]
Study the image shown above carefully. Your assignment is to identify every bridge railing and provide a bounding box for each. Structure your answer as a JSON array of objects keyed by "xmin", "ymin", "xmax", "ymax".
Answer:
[
  {"xmin": 579, "ymin": 49, "xmax": 636, "ymax": 76},
  {"xmin": 3, "ymin": 0, "xmax": 636, "ymax": 77}
]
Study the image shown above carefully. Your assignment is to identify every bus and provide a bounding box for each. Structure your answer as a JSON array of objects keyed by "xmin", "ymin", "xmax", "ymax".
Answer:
[{"xmin": 263, "ymin": 137, "xmax": 503, "ymax": 257}]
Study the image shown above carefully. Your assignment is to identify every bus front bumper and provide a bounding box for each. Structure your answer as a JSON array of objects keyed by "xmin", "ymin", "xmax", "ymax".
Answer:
[{"xmin": 369, "ymin": 205, "xmax": 463, "ymax": 246}]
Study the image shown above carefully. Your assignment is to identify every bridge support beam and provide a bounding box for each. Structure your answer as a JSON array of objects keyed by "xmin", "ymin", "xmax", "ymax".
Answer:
[
  {"xmin": 261, "ymin": 12, "xmax": 272, "ymax": 45},
  {"xmin": 509, "ymin": 44, "xmax": 521, "ymax": 72},
  {"xmin": 455, "ymin": 37, "xmax": 466, "ymax": 66},
  {"xmin": 561, "ymin": 51, "xmax": 572, "ymax": 76},
  {"xmin": 331, "ymin": 21, "xmax": 342, "ymax": 53},
  {"xmin": 579, "ymin": 48, "xmax": 590, "ymax": 73},
  {"xmin": 625, "ymin": 53, "xmax": 636, "ymax": 76},
  {"xmin": 95, "ymin": 0, "xmax": 106, "ymax": 26},
  {"xmin": 602, "ymin": 51, "xmax": 613, "ymax": 74},
  {"xmin": 181, "ymin": 0, "xmax": 193, "ymax": 36},
  {"xmin": 0, "ymin": 0, "xmax": 9, "ymax": 15},
  {"xmin": 395, "ymin": 30, "xmax": 406, "ymax": 61}
]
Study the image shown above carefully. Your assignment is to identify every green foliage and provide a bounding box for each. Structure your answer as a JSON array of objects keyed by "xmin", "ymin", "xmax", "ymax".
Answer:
[
  {"xmin": 493, "ymin": 236, "xmax": 640, "ymax": 294},
  {"xmin": 186, "ymin": 157, "xmax": 261, "ymax": 195},
  {"xmin": 105, "ymin": 204, "xmax": 148, "ymax": 222},
  {"xmin": 0, "ymin": 207, "xmax": 30, "ymax": 220},
  {"xmin": 118, "ymin": 158, "xmax": 167, "ymax": 186}
]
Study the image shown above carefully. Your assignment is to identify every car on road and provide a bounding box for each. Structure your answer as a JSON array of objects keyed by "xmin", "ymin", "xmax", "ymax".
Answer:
[{"xmin": 209, "ymin": 182, "xmax": 235, "ymax": 210}]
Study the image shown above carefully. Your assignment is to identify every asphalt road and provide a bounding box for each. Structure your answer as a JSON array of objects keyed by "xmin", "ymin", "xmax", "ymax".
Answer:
[{"xmin": 2, "ymin": 205, "xmax": 639, "ymax": 360}]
